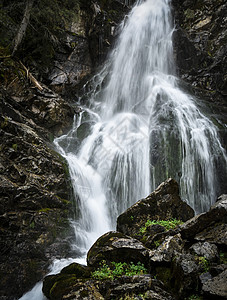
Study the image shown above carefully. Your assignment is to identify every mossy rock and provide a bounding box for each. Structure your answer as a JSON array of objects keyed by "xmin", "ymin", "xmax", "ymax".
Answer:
[
  {"xmin": 43, "ymin": 263, "xmax": 93, "ymax": 299},
  {"xmin": 42, "ymin": 274, "xmax": 73, "ymax": 298},
  {"xmin": 60, "ymin": 262, "xmax": 92, "ymax": 278},
  {"xmin": 50, "ymin": 276, "xmax": 80, "ymax": 300}
]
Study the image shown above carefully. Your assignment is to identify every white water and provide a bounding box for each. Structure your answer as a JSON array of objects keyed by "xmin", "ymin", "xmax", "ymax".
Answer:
[{"xmin": 20, "ymin": 0, "xmax": 227, "ymax": 298}]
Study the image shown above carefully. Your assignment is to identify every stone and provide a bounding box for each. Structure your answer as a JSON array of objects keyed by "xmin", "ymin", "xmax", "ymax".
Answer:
[
  {"xmin": 150, "ymin": 234, "xmax": 184, "ymax": 264},
  {"xmin": 87, "ymin": 231, "xmax": 150, "ymax": 268},
  {"xmin": 117, "ymin": 178, "xmax": 194, "ymax": 238},
  {"xmin": 42, "ymin": 264, "xmax": 93, "ymax": 299},
  {"xmin": 189, "ymin": 242, "xmax": 219, "ymax": 262},
  {"xmin": 61, "ymin": 263, "xmax": 92, "ymax": 278},
  {"xmin": 171, "ymin": 253, "xmax": 201, "ymax": 298},
  {"xmin": 0, "ymin": 88, "xmax": 73, "ymax": 299},
  {"xmin": 202, "ymin": 269, "xmax": 227, "ymax": 299},
  {"xmin": 98, "ymin": 276, "xmax": 173, "ymax": 300},
  {"xmin": 180, "ymin": 195, "xmax": 227, "ymax": 240}
]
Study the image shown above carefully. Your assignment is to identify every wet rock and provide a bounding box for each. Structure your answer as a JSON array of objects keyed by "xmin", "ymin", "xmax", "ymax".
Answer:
[
  {"xmin": 150, "ymin": 234, "xmax": 184, "ymax": 264},
  {"xmin": 117, "ymin": 178, "xmax": 194, "ymax": 238},
  {"xmin": 43, "ymin": 263, "xmax": 93, "ymax": 299},
  {"xmin": 171, "ymin": 254, "xmax": 201, "ymax": 298},
  {"xmin": 202, "ymin": 269, "xmax": 227, "ymax": 299},
  {"xmin": 180, "ymin": 195, "xmax": 227, "ymax": 240},
  {"xmin": 189, "ymin": 242, "xmax": 219, "ymax": 262},
  {"xmin": 0, "ymin": 88, "xmax": 74, "ymax": 299},
  {"xmin": 102, "ymin": 275, "xmax": 152, "ymax": 299},
  {"xmin": 87, "ymin": 231, "xmax": 150, "ymax": 268},
  {"xmin": 99, "ymin": 276, "xmax": 173, "ymax": 300},
  {"xmin": 172, "ymin": 0, "xmax": 227, "ymax": 171}
]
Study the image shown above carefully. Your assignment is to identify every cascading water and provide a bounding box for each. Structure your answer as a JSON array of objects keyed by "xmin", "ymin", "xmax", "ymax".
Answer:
[
  {"xmin": 55, "ymin": 0, "xmax": 227, "ymax": 254},
  {"xmin": 20, "ymin": 0, "xmax": 227, "ymax": 298}
]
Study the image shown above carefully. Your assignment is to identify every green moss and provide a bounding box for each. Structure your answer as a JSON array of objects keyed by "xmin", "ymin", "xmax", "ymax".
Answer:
[
  {"xmin": 30, "ymin": 221, "xmax": 35, "ymax": 229},
  {"xmin": 184, "ymin": 9, "xmax": 194, "ymax": 19},
  {"xmin": 154, "ymin": 240, "xmax": 161, "ymax": 248},
  {"xmin": 50, "ymin": 276, "xmax": 77, "ymax": 299}
]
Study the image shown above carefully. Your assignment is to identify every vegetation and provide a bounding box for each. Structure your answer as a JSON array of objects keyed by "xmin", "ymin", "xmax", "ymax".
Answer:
[
  {"xmin": 0, "ymin": 0, "xmax": 80, "ymax": 78},
  {"xmin": 140, "ymin": 218, "xmax": 183, "ymax": 234},
  {"xmin": 198, "ymin": 256, "xmax": 209, "ymax": 273},
  {"xmin": 91, "ymin": 261, "xmax": 147, "ymax": 280}
]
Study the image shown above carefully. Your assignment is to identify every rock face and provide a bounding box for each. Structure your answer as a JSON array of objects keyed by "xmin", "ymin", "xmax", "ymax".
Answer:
[
  {"xmin": 171, "ymin": 1, "xmax": 227, "ymax": 192},
  {"xmin": 42, "ymin": 179, "xmax": 227, "ymax": 300},
  {"xmin": 172, "ymin": 0, "xmax": 227, "ymax": 107},
  {"xmin": 0, "ymin": 71, "xmax": 75, "ymax": 298}
]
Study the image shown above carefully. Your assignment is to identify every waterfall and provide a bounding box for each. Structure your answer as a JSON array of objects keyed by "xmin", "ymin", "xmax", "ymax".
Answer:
[
  {"xmin": 55, "ymin": 0, "xmax": 227, "ymax": 257},
  {"xmin": 20, "ymin": 0, "xmax": 227, "ymax": 298}
]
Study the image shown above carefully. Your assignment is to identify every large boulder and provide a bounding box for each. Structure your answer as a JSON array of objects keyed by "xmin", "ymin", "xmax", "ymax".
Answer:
[
  {"xmin": 87, "ymin": 231, "xmax": 150, "ymax": 268},
  {"xmin": 43, "ymin": 263, "xmax": 93, "ymax": 300},
  {"xmin": 117, "ymin": 178, "xmax": 194, "ymax": 238}
]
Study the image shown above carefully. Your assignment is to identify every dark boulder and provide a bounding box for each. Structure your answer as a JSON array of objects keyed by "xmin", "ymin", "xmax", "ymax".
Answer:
[
  {"xmin": 98, "ymin": 276, "xmax": 173, "ymax": 300},
  {"xmin": 171, "ymin": 254, "xmax": 201, "ymax": 298},
  {"xmin": 117, "ymin": 178, "xmax": 194, "ymax": 238},
  {"xmin": 43, "ymin": 263, "xmax": 93, "ymax": 300},
  {"xmin": 180, "ymin": 194, "xmax": 227, "ymax": 240},
  {"xmin": 87, "ymin": 231, "xmax": 150, "ymax": 268},
  {"xmin": 202, "ymin": 269, "xmax": 227, "ymax": 299}
]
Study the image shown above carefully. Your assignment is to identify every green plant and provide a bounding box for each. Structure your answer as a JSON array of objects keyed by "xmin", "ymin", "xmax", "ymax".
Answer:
[
  {"xmin": 139, "ymin": 218, "xmax": 183, "ymax": 234},
  {"xmin": 154, "ymin": 240, "xmax": 161, "ymax": 248},
  {"xmin": 198, "ymin": 256, "xmax": 209, "ymax": 272},
  {"xmin": 91, "ymin": 261, "xmax": 147, "ymax": 280}
]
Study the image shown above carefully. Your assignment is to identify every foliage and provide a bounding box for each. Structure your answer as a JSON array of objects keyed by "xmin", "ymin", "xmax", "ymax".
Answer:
[
  {"xmin": 198, "ymin": 256, "xmax": 209, "ymax": 273},
  {"xmin": 91, "ymin": 261, "xmax": 147, "ymax": 280},
  {"xmin": 0, "ymin": 0, "xmax": 80, "ymax": 77},
  {"xmin": 139, "ymin": 218, "xmax": 183, "ymax": 234}
]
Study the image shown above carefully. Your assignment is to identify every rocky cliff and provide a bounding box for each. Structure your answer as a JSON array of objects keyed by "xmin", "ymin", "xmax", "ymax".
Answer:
[{"xmin": 0, "ymin": 0, "xmax": 226, "ymax": 299}]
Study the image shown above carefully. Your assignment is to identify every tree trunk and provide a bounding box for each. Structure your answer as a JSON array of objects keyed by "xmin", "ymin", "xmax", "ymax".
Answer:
[{"xmin": 12, "ymin": 0, "xmax": 34, "ymax": 56}]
